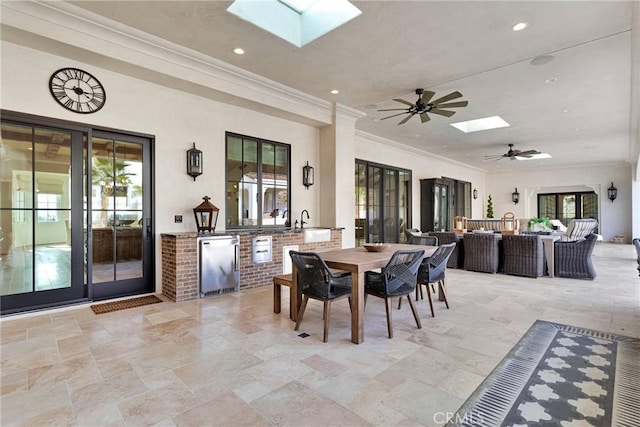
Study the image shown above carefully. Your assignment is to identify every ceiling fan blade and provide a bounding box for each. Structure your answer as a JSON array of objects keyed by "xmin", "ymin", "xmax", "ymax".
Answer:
[
  {"xmin": 421, "ymin": 90, "xmax": 436, "ymax": 104},
  {"xmin": 398, "ymin": 113, "xmax": 415, "ymax": 125},
  {"xmin": 429, "ymin": 108, "xmax": 456, "ymax": 117},
  {"xmin": 378, "ymin": 108, "xmax": 410, "ymax": 112},
  {"xmin": 392, "ymin": 98, "xmax": 414, "ymax": 106},
  {"xmin": 430, "ymin": 91, "xmax": 463, "ymax": 105},
  {"xmin": 380, "ymin": 112, "xmax": 409, "ymax": 120},
  {"xmin": 419, "ymin": 112, "xmax": 431, "ymax": 123},
  {"xmin": 434, "ymin": 101, "xmax": 468, "ymax": 109},
  {"xmin": 517, "ymin": 149, "xmax": 541, "ymax": 156}
]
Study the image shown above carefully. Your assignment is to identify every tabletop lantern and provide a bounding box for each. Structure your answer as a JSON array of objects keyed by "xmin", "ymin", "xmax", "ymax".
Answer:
[
  {"xmin": 502, "ymin": 211, "xmax": 518, "ymax": 235},
  {"xmin": 193, "ymin": 196, "xmax": 219, "ymax": 233},
  {"xmin": 452, "ymin": 215, "xmax": 467, "ymax": 234}
]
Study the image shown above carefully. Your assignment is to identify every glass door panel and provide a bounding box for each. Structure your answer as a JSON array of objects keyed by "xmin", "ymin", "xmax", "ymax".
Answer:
[
  {"xmin": 367, "ymin": 166, "xmax": 381, "ymax": 242},
  {"xmin": 355, "ymin": 162, "xmax": 366, "ymax": 246},
  {"xmin": 1, "ymin": 121, "xmax": 85, "ymax": 313},
  {"xmin": 383, "ymin": 169, "xmax": 398, "ymax": 242},
  {"xmin": 89, "ymin": 131, "xmax": 152, "ymax": 301},
  {"xmin": 558, "ymin": 194, "xmax": 576, "ymax": 225}
]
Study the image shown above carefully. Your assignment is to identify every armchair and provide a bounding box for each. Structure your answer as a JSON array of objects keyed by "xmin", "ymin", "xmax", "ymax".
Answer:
[{"xmin": 554, "ymin": 234, "xmax": 598, "ymax": 279}]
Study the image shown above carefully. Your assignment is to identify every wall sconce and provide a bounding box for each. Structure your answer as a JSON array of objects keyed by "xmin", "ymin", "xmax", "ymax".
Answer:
[
  {"xmin": 302, "ymin": 161, "xmax": 314, "ymax": 189},
  {"xmin": 472, "ymin": 188, "xmax": 478, "ymax": 200},
  {"xmin": 608, "ymin": 182, "xmax": 617, "ymax": 202},
  {"xmin": 193, "ymin": 196, "xmax": 219, "ymax": 233},
  {"xmin": 186, "ymin": 142, "xmax": 203, "ymax": 181},
  {"xmin": 512, "ymin": 187, "xmax": 520, "ymax": 205}
]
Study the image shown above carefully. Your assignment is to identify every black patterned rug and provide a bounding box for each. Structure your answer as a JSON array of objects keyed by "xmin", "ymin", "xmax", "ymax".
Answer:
[{"xmin": 447, "ymin": 320, "xmax": 640, "ymax": 426}]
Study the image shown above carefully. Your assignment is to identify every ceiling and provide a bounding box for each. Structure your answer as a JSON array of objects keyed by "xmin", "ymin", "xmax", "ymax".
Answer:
[{"xmin": 66, "ymin": 1, "xmax": 636, "ymax": 171}]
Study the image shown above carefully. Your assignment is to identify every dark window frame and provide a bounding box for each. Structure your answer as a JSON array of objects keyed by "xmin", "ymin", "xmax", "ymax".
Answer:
[{"xmin": 225, "ymin": 132, "xmax": 291, "ymax": 229}]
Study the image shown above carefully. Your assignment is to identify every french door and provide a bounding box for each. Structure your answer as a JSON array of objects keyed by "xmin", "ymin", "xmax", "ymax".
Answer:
[{"xmin": 0, "ymin": 113, "xmax": 153, "ymax": 314}]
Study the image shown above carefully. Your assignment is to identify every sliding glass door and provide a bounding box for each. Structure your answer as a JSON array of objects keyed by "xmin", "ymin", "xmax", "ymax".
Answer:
[{"xmin": 355, "ymin": 160, "xmax": 411, "ymax": 244}]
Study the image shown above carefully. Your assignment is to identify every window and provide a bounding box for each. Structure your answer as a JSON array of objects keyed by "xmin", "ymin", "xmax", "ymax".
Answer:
[
  {"xmin": 37, "ymin": 193, "xmax": 61, "ymax": 222},
  {"xmin": 226, "ymin": 132, "xmax": 290, "ymax": 228},
  {"xmin": 537, "ymin": 192, "xmax": 598, "ymax": 227}
]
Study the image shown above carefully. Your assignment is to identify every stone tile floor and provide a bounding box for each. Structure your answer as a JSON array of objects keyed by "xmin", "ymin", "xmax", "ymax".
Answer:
[{"xmin": 1, "ymin": 243, "xmax": 638, "ymax": 426}]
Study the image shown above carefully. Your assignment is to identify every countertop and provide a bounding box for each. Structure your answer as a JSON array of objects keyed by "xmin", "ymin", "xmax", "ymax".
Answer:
[{"xmin": 161, "ymin": 227, "xmax": 344, "ymax": 238}]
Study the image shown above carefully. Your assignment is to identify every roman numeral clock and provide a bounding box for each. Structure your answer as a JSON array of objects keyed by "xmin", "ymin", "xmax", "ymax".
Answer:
[{"xmin": 49, "ymin": 67, "xmax": 106, "ymax": 114}]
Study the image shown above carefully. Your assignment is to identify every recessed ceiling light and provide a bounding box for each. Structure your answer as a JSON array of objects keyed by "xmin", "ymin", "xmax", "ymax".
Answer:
[
  {"xmin": 442, "ymin": 145, "xmax": 448, "ymax": 148},
  {"xmin": 330, "ymin": 89, "xmax": 339, "ymax": 95},
  {"xmin": 233, "ymin": 47, "xmax": 245, "ymax": 55},
  {"xmin": 413, "ymin": 134, "xmax": 421, "ymax": 138},
  {"xmin": 450, "ymin": 116, "xmax": 510, "ymax": 133},
  {"xmin": 512, "ymin": 22, "xmax": 529, "ymax": 31},
  {"xmin": 544, "ymin": 78, "xmax": 558, "ymax": 83},
  {"xmin": 563, "ymin": 109, "xmax": 571, "ymax": 113},
  {"xmin": 373, "ymin": 118, "xmax": 380, "ymax": 122},
  {"xmin": 530, "ymin": 55, "xmax": 553, "ymax": 66}
]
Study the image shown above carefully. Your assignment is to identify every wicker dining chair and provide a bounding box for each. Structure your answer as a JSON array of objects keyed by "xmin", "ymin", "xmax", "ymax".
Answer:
[
  {"xmin": 364, "ymin": 249, "xmax": 424, "ymax": 338},
  {"xmin": 502, "ymin": 234, "xmax": 545, "ymax": 278},
  {"xmin": 427, "ymin": 231, "xmax": 462, "ymax": 268},
  {"xmin": 408, "ymin": 235, "xmax": 438, "ymax": 246},
  {"xmin": 289, "ymin": 251, "xmax": 353, "ymax": 342},
  {"xmin": 554, "ymin": 234, "xmax": 598, "ymax": 279},
  {"xmin": 463, "ymin": 232, "xmax": 500, "ymax": 273}
]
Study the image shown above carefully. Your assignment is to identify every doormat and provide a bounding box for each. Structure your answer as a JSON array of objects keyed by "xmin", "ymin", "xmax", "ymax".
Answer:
[
  {"xmin": 90, "ymin": 295, "xmax": 163, "ymax": 314},
  {"xmin": 446, "ymin": 320, "xmax": 640, "ymax": 426}
]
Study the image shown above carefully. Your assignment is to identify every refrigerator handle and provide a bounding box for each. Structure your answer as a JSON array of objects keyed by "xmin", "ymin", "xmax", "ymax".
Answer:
[{"xmin": 234, "ymin": 244, "xmax": 239, "ymax": 271}]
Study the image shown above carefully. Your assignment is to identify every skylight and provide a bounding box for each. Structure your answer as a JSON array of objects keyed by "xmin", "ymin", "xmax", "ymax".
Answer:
[
  {"xmin": 227, "ymin": 0, "xmax": 362, "ymax": 48},
  {"xmin": 515, "ymin": 153, "xmax": 552, "ymax": 160},
  {"xmin": 450, "ymin": 116, "xmax": 510, "ymax": 133}
]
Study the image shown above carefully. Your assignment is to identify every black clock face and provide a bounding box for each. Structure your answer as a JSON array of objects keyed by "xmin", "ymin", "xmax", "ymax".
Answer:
[{"xmin": 49, "ymin": 68, "xmax": 106, "ymax": 114}]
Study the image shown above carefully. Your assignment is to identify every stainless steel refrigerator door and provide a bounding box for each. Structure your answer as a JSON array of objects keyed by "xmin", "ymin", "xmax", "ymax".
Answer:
[{"xmin": 198, "ymin": 236, "xmax": 239, "ymax": 296}]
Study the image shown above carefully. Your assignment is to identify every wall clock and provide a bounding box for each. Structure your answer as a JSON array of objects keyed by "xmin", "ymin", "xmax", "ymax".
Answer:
[{"xmin": 49, "ymin": 67, "xmax": 106, "ymax": 114}]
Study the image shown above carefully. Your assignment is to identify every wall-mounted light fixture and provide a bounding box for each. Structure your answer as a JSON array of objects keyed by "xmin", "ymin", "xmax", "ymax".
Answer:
[
  {"xmin": 186, "ymin": 142, "xmax": 203, "ymax": 181},
  {"xmin": 608, "ymin": 182, "xmax": 617, "ymax": 202},
  {"xmin": 473, "ymin": 188, "xmax": 478, "ymax": 200},
  {"xmin": 302, "ymin": 161, "xmax": 314, "ymax": 189},
  {"xmin": 193, "ymin": 196, "xmax": 219, "ymax": 233},
  {"xmin": 512, "ymin": 187, "xmax": 520, "ymax": 205}
]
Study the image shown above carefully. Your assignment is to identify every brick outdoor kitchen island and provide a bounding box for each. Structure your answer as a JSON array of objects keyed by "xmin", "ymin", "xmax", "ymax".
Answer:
[{"xmin": 161, "ymin": 228, "xmax": 343, "ymax": 302}]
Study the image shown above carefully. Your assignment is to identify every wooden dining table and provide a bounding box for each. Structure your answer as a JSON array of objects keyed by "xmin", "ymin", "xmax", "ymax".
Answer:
[{"xmin": 290, "ymin": 243, "xmax": 437, "ymax": 344}]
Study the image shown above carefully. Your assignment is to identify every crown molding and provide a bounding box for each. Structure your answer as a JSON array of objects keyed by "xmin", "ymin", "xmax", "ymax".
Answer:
[{"xmin": 1, "ymin": 1, "xmax": 334, "ymax": 125}]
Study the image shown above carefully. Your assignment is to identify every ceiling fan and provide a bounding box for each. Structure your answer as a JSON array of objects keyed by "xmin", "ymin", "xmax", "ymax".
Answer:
[
  {"xmin": 378, "ymin": 88, "xmax": 468, "ymax": 125},
  {"xmin": 484, "ymin": 143, "xmax": 541, "ymax": 161}
]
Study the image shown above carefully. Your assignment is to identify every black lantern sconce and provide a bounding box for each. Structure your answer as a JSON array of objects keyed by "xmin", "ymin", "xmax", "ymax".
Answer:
[
  {"xmin": 512, "ymin": 187, "xmax": 520, "ymax": 205},
  {"xmin": 193, "ymin": 196, "xmax": 219, "ymax": 233},
  {"xmin": 302, "ymin": 161, "xmax": 314, "ymax": 189},
  {"xmin": 473, "ymin": 188, "xmax": 478, "ymax": 200},
  {"xmin": 607, "ymin": 182, "xmax": 617, "ymax": 202},
  {"xmin": 186, "ymin": 143, "xmax": 203, "ymax": 181}
]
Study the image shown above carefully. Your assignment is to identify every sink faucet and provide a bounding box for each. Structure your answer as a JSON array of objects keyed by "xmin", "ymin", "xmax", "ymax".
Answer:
[{"xmin": 300, "ymin": 210, "xmax": 310, "ymax": 229}]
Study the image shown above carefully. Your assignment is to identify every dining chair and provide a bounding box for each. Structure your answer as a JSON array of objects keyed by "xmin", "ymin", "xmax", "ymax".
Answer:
[
  {"xmin": 408, "ymin": 235, "xmax": 438, "ymax": 246},
  {"xmin": 289, "ymin": 251, "xmax": 353, "ymax": 342},
  {"xmin": 415, "ymin": 242, "xmax": 456, "ymax": 317},
  {"xmin": 364, "ymin": 249, "xmax": 424, "ymax": 338}
]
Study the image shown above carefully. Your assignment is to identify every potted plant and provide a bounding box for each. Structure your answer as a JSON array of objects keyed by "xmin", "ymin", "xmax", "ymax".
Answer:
[{"xmin": 528, "ymin": 217, "xmax": 552, "ymax": 232}]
